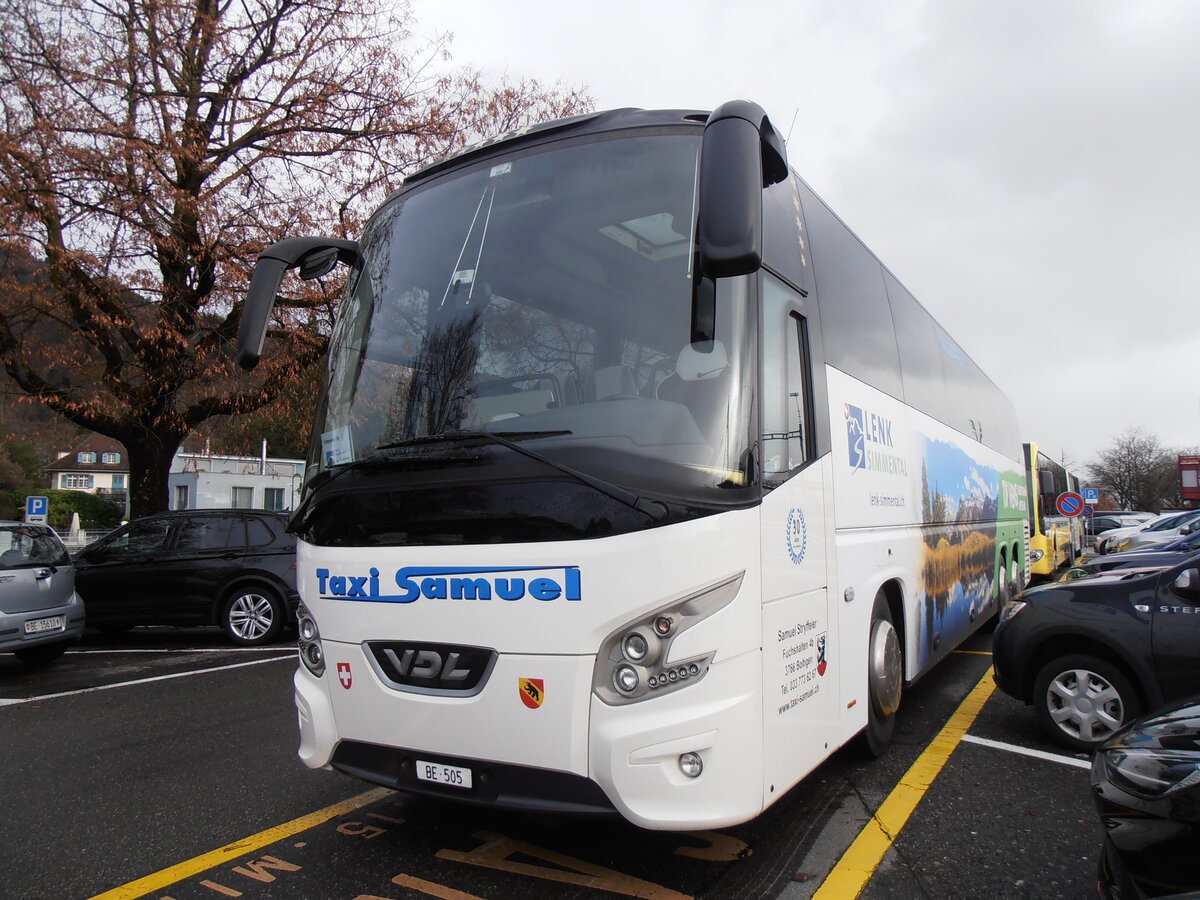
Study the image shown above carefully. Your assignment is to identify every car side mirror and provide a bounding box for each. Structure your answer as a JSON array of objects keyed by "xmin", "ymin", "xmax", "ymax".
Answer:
[{"xmin": 1173, "ymin": 568, "xmax": 1200, "ymax": 594}]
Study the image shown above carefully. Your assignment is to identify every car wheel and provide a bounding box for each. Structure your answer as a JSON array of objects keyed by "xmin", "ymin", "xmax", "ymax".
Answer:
[
  {"xmin": 221, "ymin": 587, "xmax": 285, "ymax": 646},
  {"xmin": 855, "ymin": 590, "xmax": 902, "ymax": 757},
  {"xmin": 1032, "ymin": 654, "xmax": 1141, "ymax": 752},
  {"xmin": 14, "ymin": 640, "xmax": 69, "ymax": 665}
]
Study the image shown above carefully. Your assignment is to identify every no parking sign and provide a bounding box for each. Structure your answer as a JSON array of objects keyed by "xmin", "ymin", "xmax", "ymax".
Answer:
[{"xmin": 1055, "ymin": 491, "xmax": 1084, "ymax": 517}]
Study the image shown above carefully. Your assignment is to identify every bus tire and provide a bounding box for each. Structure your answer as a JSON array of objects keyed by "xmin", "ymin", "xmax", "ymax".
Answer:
[{"xmin": 855, "ymin": 590, "xmax": 902, "ymax": 758}]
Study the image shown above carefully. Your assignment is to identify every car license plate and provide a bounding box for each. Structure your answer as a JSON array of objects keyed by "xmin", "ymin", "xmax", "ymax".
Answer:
[
  {"xmin": 24, "ymin": 616, "xmax": 64, "ymax": 635},
  {"xmin": 415, "ymin": 760, "xmax": 472, "ymax": 789}
]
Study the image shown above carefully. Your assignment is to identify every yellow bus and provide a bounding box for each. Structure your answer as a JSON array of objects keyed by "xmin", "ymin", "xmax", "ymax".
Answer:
[{"xmin": 1024, "ymin": 442, "xmax": 1084, "ymax": 579}]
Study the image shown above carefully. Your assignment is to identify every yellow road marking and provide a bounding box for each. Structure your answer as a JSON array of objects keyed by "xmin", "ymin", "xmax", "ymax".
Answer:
[
  {"xmin": 812, "ymin": 668, "xmax": 996, "ymax": 900},
  {"xmin": 391, "ymin": 873, "xmax": 488, "ymax": 899},
  {"xmin": 86, "ymin": 787, "xmax": 390, "ymax": 900},
  {"xmin": 439, "ymin": 830, "xmax": 693, "ymax": 900}
]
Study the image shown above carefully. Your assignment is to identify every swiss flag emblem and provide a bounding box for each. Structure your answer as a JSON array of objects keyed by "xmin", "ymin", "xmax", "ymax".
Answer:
[{"xmin": 337, "ymin": 662, "xmax": 352, "ymax": 690}]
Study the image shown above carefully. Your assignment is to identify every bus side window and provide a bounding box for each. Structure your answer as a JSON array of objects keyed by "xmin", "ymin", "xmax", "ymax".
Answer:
[{"xmin": 763, "ymin": 278, "xmax": 812, "ymax": 489}]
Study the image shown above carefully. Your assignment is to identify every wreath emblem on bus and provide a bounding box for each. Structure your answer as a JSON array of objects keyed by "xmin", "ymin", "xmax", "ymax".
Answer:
[{"xmin": 786, "ymin": 508, "xmax": 808, "ymax": 565}]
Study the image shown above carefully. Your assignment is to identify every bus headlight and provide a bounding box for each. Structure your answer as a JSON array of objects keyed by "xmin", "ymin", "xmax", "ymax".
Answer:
[
  {"xmin": 297, "ymin": 604, "xmax": 325, "ymax": 677},
  {"xmin": 592, "ymin": 571, "xmax": 744, "ymax": 705}
]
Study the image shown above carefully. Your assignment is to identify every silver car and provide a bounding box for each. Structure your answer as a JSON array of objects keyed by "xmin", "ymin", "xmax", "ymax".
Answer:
[{"xmin": 0, "ymin": 521, "xmax": 85, "ymax": 663}]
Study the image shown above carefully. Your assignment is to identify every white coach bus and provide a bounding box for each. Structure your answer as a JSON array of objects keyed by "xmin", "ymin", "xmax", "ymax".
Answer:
[{"xmin": 237, "ymin": 101, "xmax": 1028, "ymax": 830}]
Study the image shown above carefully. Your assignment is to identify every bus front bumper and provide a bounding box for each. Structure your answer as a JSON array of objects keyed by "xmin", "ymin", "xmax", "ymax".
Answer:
[{"xmin": 294, "ymin": 643, "xmax": 765, "ymax": 830}]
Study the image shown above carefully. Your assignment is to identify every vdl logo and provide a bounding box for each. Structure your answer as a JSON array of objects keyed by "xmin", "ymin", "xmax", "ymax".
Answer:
[{"xmin": 316, "ymin": 566, "xmax": 581, "ymax": 604}]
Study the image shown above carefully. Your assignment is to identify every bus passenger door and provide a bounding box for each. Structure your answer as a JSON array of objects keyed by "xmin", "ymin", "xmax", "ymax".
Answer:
[{"xmin": 759, "ymin": 273, "xmax": 836, "ymax": 797}]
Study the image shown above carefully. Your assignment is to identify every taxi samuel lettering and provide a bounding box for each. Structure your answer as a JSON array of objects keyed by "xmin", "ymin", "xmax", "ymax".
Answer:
[{"xmin": 776, "ymin": 619, "xmax": 826, "ymax": 715}]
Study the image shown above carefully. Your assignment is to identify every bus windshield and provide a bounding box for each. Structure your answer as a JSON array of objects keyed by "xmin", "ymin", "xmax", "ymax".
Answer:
[{"xmin": 308, "ymin": 131, "xmax": 756, "ymax": 508}]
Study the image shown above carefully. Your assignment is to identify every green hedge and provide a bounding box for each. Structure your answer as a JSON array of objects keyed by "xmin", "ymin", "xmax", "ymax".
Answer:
[{"xmin": 1, "ymin": 489, "xmax": 124, "ymax": 529}]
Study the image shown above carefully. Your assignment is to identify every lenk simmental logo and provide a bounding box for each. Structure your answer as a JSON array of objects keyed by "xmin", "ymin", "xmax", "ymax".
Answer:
[{"xmin": 844, "ymin": 403, "xmax": 908, "ymax": 476}]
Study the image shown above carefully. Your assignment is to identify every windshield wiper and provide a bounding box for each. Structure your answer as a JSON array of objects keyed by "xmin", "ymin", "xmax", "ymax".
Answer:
[{"xmin": 368, "ymin": 429, "xmax": 669, "ymax": 522}]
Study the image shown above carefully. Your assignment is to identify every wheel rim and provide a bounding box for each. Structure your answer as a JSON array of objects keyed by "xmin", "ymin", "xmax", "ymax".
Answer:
[
  {"xmin": 1045, "ymin": 667, "xmax": 1125, "ymax": 743},
  {"xmin": 869, "ymin": 618, "xmax": 902, "ymax": 716},
  {"xmin": 228, "ymin": 593, "xmax": 274, "ymax": 641}
]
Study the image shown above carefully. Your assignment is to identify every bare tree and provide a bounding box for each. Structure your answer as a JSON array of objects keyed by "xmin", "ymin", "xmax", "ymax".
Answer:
[
  {"xmin": 0, "ymin": 0, "xmax": 590, "ymax": 516},
  {"xmin": 1087, "ymin": 428, "xmax": 1180, "ymax": 511}
]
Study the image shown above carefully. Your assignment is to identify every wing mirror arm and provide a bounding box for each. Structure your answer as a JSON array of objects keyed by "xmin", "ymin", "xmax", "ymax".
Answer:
[{"xmin": 237, "ymin": 236, "xmax": 360, "ymax": 371}]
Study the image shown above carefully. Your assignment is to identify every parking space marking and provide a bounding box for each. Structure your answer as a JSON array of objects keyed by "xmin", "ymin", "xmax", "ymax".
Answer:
[
  {"xmin": 68, "ymin": 647, "xmax": 294, "ymax": 654},
  {"xmin": 960, "ymin": 734, "xmax": 1091, "ymax": 770},
  {"xmin": 86, "ymin": 787, "xmax": 391, "ymax": 900},
  {"xmin": 811, "ymin": 667, "xmax": 995, "ymax": 900},
  {"xmin": 0, "ymin": 655, "xmax": 292, "ymax": 707}
]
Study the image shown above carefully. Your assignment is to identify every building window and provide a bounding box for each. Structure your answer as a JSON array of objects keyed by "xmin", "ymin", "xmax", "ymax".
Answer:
[
  {"xmin": 231, "ymin": 486, "xmax": 254, "ymax": 509},
  {"xmin": 264, "ymin": 487, "xmax": 285, "ymax": 511},
  {"xmin": 101, "ymin": 451, "xmax": 121, "ymax": 464},
  {"xmin": 77, "ymin": 451, "xmax": 97, "ymax": 464},
  {"xmin": 112, "ymin": 474, "xmax": 125, "ymax": 491},
  {"xmin": 174, "ymin": 485, "xmax": 189, "ymax": 510},
  {"xmin": 63, "ymin": 474, "xmax": 94, "ymax": 489}
]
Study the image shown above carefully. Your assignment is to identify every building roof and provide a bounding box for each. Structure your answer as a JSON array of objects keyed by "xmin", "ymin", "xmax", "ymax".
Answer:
[{"xmin": 45, "ymin": 434, "xmax": 130, "ymax": 473}]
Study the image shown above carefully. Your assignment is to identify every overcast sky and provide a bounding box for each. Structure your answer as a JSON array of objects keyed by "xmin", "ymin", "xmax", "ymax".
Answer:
[{"xmin": 409, "ymin": 0, "xmax": 1200, "ymax": 472}]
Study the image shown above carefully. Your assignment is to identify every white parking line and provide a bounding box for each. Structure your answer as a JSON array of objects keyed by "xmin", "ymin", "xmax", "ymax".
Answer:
[
  {"xmin": 67, "ymin": 647, "xmax": 293, "ymax": 654},
  {"xmin": 0, "ymin": 655, "xmax": 293, "ymax": 707},
  {"xmin": 961, "ymin": 733, "xmax": 1092, "ymax": 770}
]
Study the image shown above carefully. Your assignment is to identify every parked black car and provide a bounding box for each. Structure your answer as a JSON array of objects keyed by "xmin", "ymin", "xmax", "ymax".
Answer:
[
  {"xmin": 75, "ymin": 509, "xmax": 299, "ymax": 646},
  {"xmin": 1091, "ymin": 695, "xmax": 1200, "ymax": 898},
  {"xmin": 993, "ymin": 561, "xmax": 1200, "ymax": 751}
]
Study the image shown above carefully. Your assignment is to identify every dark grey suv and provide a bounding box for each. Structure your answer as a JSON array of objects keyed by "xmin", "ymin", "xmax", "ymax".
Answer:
[{"xmin": 75, "ymin": 509, "xmax": 299, "ymax": 646}]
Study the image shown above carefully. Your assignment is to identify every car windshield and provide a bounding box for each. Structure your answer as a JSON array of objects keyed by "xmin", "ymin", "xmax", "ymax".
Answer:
[
  {"xmin": 306, "ymin": 130, "xmax": 756, "ymax": 506},
  {"xmin": 0, "ymin": 525, "xmax": 68, "ymax": 567}
]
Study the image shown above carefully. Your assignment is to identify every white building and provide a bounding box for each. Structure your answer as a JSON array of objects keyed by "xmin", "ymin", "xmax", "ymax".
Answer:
[{"xmin": 168, "ymin": 444, "xmax": 305, "ymax": 511}]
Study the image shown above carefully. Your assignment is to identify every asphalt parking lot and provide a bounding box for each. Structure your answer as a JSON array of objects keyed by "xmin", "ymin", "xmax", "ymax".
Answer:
[{"xmin": 0, "ymin": 621, "xmax": 1104, "ymax": 900}]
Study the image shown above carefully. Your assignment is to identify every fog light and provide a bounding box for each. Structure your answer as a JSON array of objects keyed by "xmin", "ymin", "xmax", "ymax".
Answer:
[
  {"xmin": 654, "ymin": 616, "xmax": 673, "ymax": 636},
  {"xmin": 613, "ymin": 664, "xmax": 639, "ymax": 694},
  {"xmin": 299, "ymin": 616, "xmax": 318, "ymax": 642},
  {"xmin": 679, "ymin": 752, "xmax": 703, "ymax": 778},
  {"xmin": 302, "ymin": 641, "xmax": 324, "ymax": 674}
]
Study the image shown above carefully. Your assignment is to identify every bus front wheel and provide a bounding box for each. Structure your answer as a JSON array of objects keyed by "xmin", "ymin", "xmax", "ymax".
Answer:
[{"xmin": 856, "ymin": 590, "xmax": 902, "ymax": 757}]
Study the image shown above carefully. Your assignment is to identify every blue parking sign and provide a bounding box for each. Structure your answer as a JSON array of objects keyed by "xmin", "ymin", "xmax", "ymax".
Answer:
[
  {"xmin": 25, "ymin": 495, "xmax": 48, "ymax": 523},
  {"xmin": 1083, "ymin": 488, "xmax": 1099, "ymax": 504}
]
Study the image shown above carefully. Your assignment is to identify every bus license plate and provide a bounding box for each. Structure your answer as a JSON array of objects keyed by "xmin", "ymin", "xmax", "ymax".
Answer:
[
  {"xmin": 24, "ymin": 616, "xmax": 64, "ymax": 635},
  {"xmin": 415, "ymin": 760, "xmax": 472, "ymax": 789}
]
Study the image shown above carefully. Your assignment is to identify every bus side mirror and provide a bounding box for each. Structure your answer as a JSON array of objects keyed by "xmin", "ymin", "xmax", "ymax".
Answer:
[
  {"xmin": 697, "ymin": 100, "xmax": 788, "ymax": 279},
  {"xmin": 237, "ymin": 236, "xmax": 360, "ymax": 371}
]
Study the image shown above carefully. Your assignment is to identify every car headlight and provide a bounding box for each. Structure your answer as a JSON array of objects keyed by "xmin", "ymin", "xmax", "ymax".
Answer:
[
  {"xmin": 296, "ymin": 603, "xmax": 325, "ymax": 677},
  {"xmin": 1100, "ymin": 748, "xmax": 1200, "ymax": 799},
  {"xmin": 592, "ymin": 572, "xmax": 743, "ymax": 705},
  {"xmin": 1029, "ymin": 549, "xmax": 1045, "ymax": 563}
]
